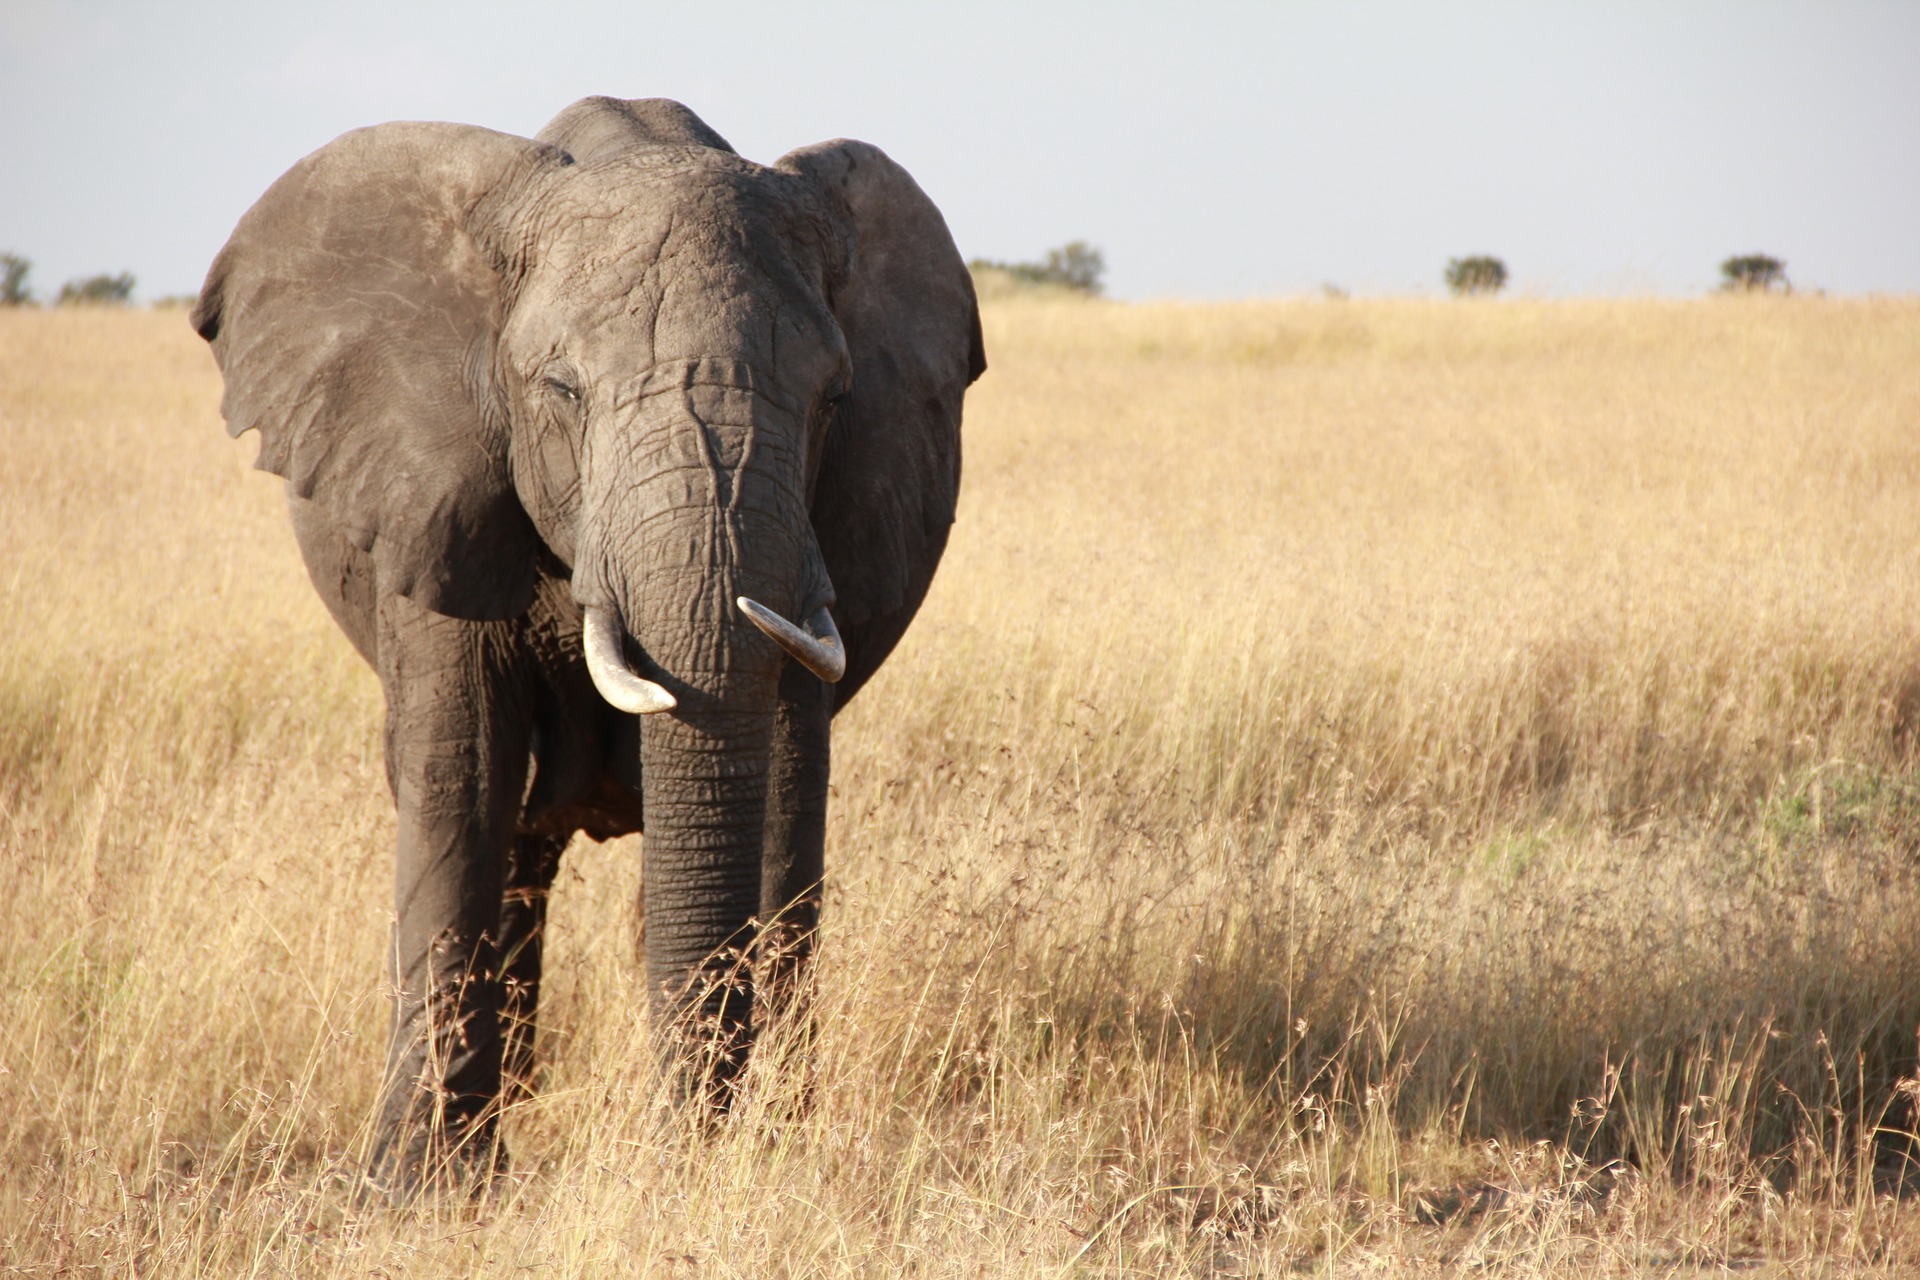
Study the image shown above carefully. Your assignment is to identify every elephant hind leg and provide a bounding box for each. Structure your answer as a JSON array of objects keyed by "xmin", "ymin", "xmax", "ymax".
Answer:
[{"xmin": 499, "ymin": 830, "xmax": 568, "ymax": 1103}]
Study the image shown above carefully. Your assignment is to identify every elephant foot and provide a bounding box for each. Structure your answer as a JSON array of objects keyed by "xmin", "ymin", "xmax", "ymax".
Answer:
[
  {"xmin": 671, "ymin": 1031, "xmax": 751, "ymax": 1119},
  {"xmin": 653, "ymin": 998, "xmax": 755, "ymax": 1120},
  {"xmin": 363, "ymin": 1114, "xmax": 507, "ymax": 1206},
  {"xmin": 367, "ymin": 978, "xmax": 513, "ymax": 1205}
]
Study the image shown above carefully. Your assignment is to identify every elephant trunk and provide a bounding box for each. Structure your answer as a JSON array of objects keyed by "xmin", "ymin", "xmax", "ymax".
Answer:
[
  {"xmin": 577, "ymin": 377, "xmax": 819, "ymax": 1103},
  {"xmin": 637, "ymin": 695, "xmax": 773, "ymax": 1099}
]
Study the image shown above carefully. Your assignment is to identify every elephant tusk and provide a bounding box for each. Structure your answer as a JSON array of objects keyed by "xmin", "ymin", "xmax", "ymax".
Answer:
[
  {"xmin": 737, "ymin": 597, "xmax": 846, "ymax": 683},
  {"xmin": 582, "ymin": 605, "xmax": 677, "ymax": 714}
]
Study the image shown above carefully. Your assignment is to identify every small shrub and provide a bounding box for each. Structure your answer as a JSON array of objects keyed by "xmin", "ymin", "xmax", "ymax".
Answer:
[
  {"xmin": 1445, "ymin": 255, "xmax": 1507, "ymax": 296},
  {"xmin": 0, "ymin": 253, "xmax": 30, "ymax": 307},
  {"xmin": 56, "ymin": 272, "xmax": 136, "ymax": 307},
  {"xmin": 969, "ymin": 241, "xmax": 1106, "ymax": 295},
  {"xmin": 1720, "ymin": 254, "xmax": 1789, "ymax": 294}
]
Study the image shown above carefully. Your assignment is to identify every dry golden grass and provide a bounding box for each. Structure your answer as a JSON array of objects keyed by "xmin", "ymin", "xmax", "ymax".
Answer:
[{"xmin": 4, "ymin": 297, "xmax": 1920, "ymax": 1275}]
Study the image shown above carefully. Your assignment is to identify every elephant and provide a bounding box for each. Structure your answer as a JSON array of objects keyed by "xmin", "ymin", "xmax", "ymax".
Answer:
[{"xmin": 191, "ymin": 96, "xmax": 984, "ymax": 1195}]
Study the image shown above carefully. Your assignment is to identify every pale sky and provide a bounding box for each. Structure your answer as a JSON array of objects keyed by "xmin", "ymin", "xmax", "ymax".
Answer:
[{"xmin": 3, "ymin": 1, "xmax": 1916, "ymax": 301}]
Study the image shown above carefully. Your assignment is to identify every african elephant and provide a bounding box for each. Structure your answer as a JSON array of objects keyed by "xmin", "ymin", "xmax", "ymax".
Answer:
[{"xmin": 192, "ymin": 96, "xmax": 983, "ymax": 1195}]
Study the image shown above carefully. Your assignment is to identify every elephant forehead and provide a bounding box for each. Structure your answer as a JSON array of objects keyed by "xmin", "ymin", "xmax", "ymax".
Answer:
[
  {"xmin": 538, "ymin": 153, "xmax": 818, "ymax": 266},
  {"xmin": 509, "ymin": 158, "xmax": 844, "ymax": 384},
  {"xmin": 525, "ymin": 213, "xmax": 836, "ymax": 359}
]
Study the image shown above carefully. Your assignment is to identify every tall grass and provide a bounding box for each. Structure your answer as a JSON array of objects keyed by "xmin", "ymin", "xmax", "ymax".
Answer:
[{"xmin": 4, "ymin": 299, "xmax": 1920, "ymax": 1274}]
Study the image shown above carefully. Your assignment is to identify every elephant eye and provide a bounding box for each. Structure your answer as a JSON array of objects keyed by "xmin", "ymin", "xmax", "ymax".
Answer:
[{"xmin": 544, "ymin": 376, "xmax": 580, "ymax": 404}]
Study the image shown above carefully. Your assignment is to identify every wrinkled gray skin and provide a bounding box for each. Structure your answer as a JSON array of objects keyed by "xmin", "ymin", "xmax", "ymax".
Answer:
[{"xmin": 192, "ymin": 97, "xmax": 983, "ymax": 1196}]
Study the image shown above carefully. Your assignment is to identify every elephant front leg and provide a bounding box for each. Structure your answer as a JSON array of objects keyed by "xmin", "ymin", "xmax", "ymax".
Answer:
[
  {"xmin": 759, "ymin": 663, "xmax": 832, "ymax": 1028},
  {"xmin": 499, "ymin": 830, "xmax": 567, "ymax": 1102},
  {"xmin": 367, "ymin": 599, "xmax": 531, "ymax": 1200}
]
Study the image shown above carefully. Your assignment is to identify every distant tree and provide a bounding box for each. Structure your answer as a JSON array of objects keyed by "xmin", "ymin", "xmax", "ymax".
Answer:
[
  {"xmin": 1445, "ymin": 255, "xmax": 1507, "ymax": 296},
  {"xmin": 1036, "ymin": 240, "xmax": 1105, "ymax": 294},
  {"xmin": 968, "ymin": 240, "xmax": 1107, "ymax": 295},
  {"xmin": 1, "ymin": 253, "xmax": 31, "ymax": 306},
  {"xmin": 56, "ymin": 272, "xmax": 136, "ymax": 306},
  {"xmin": 1719, "ymin": 254, "xmax": 1789, "ymax": 293}
]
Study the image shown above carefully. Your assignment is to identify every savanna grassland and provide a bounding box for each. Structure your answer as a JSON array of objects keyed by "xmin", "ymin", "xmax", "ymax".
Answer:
[{"xmin": 4, "ymin": 295, "xmax": 1920, "ymax": 1276}]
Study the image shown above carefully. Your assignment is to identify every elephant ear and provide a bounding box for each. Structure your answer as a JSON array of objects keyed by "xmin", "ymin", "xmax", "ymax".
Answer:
[
  {"xmin": 536, "ymin": 96, "xmax": 734, "ymax": 160},
  {"xmin": 191, "ymin": 122, "xmax": 563, "ymax": 619},
  {"xmin": 776, "ymin": 140, "xmax": 987, "ymax": 705}
]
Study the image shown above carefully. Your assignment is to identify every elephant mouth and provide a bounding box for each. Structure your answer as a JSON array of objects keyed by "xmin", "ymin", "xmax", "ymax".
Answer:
[{"xmin": 581, "ymin": 598, "xmax": 844, "ymax": 716}]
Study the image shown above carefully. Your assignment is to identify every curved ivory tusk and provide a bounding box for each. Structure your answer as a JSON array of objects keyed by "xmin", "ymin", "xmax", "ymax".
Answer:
[
  {"xmin": 582, "ymin": 605, "xmax": 677, "ymax": 714},
  {"xmin": 737, "ymin": 597, "xmax": 846, "ymax": 683}
]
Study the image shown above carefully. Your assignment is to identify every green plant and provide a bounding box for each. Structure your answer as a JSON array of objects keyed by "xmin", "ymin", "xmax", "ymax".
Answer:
[
  {"xmin": 1719, "ymin": 254, "xmax": 1789, "ymax": 293},
  {"xmin": 1444, "ymin": 255, "xmax": 1507, "ymax": 296},
  {"xmin": 0, "ymin": 253, "xmax": 30, "ymax": 306},
  {"xmin": 969, "ymin": 240, "xmax": 1106, "ymax": 294},
  {"xmin": 56, "ymin": 272, "xmax": 136, "ymax": 306}
]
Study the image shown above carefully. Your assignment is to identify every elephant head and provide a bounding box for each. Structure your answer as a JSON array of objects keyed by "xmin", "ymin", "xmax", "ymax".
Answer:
[{"xmin": 191, "ymin": 97, "xmax": 983, "ymax": 1093}]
